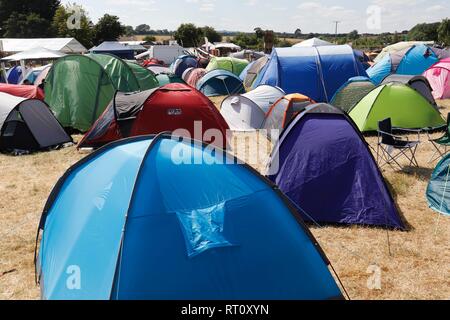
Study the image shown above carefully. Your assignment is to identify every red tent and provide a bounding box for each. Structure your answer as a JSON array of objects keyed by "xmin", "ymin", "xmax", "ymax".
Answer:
[
  {"xmin": 0, "ymin": 84, "xmax": 44, "ymax": 100},
  {"xmin": 79, "ymin": 83, "xmax": 230, "ymax": 149}
]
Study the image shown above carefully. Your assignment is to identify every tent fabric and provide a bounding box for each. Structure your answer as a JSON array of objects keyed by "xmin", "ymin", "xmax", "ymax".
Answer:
[
  {"xmin": 37, "ymin": 134, "xmax": 344, "ymax": 300},
  {"xmin": 44, "ymin": 55, "xmax": 117, "ymax": 132},
  {"xmin": 90, "ymin": 42, "xmax": 135, "ymax": 60},
  {"xmin": 181, "ymin": 67, "xmax": 195, "ymax": 82},
  {"xmin": 374, "ymin": 41, "xmax": 434, "ymax": 63},
  {"xmin": 427, "ymin": 154, "xmax": 450, "ymax": 216},
  {"xmin": 156, "ymin": 73, "xmax": 186, "ymax": 86},
  {"xmin": 293, "ymin": 38, "xmax": 333, "ymax": 47},
  {"xmin": 79, "ymin": 83, "xmax": 230, "ymax": 149},
  {"xmin": 330, "ymin": 77, "xmax": 376, "ymax": 113},
  {"xmin": 0, "ymin": 84, "xmax": 44, "ymax": 100},
  {"xmin": 367, "ymin": 44, "xmax": 439, "ymax": 84},
  {"xmin": 206, "ymin": 57, "xmax": 249, "ymax": 76},
  {"xmin": 239, "ymin": 61, "xmax": 254, "ymax": 80},
  {"xmin": 253, "ymin": 45, "xmax": 367, "ymax": 102},
  {"xmin": 0, "ymin": 47, "xmax": 65, "ymax": 61},
  {"xmin": 266, "ymin": 104, "xmax": 405, "ymax": 229},
  {"xmin": 87, "ymin": 54, "xmax": 145, "ymax": 92},
  {"xmin": 45, "ymin": 54, "xmax": 158, "ymax": 132},
  {"xmin": 244, "ymin": 56, "xmax": 269, "ymax": 89},
  {"xmin": 6, "ymin": 66, "xmax": 29, "ymax": 85},
  {"xmin": 147, "ymin": 64, "xmax": 171, "ymax": 75},
  {"xmin": 263, "ymin": 94, "xmax": 315, "ymax": 133},
  {"xmin": 33, "ymin": 64, "xmax": 52, "ymax": 86},
  {"xmin": 349, "ymin": 83, "xmax": 445, "ymax": 132},
  {"xmin": 0, "ymin": 92, "xmax": 71, "ymax": 151},
  {"xmin": 0, "ymin": 38, "xmax": 87, "ymax": 53},
  {"xmin": 185, "ymin": 68, "xmax": 207, "ymax": 88},
  {"xmin": 381, "ymin": 74, "xmax": 437, "ymax": 108},
  {"xmin": 197, "ymin": 69, "xmax": 245, "ymax": 97},
  {"xmin": 220, "ymin": 85, "xmax": 286, "ymax": 131},
  {"xmin": 125, "ymin": 61, "xmax": 159, "ymax": 90},
  {"xmin": 423, "ymin": 58, "xmax": 450, "ymax": 99},
  {"xmin": 172, "ymin": 55, "xmax": 199, "ymax": 77}
]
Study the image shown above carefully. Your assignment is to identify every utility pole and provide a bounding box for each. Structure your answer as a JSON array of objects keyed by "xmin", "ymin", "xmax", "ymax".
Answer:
[{"xmin": 333, "ymin": 21, "xmax": 340, "ymax": 43}]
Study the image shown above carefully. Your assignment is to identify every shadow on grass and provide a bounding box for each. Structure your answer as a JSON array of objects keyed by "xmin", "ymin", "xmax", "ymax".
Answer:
[{"xmin": 401, "ymin": 166, "xmax": 433, "ymax": 181}]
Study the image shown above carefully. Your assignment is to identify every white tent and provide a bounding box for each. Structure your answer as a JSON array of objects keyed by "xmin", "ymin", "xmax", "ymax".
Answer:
[
  {"xmin": 293, "ymin": 38, "xmax": 333, "ymax": 48},
  {"xmin": 220, "ymin": 85, "xmax": 285, "ymax": 131},
  {"xmin": 1, "ymin": 47, "xmax": 66, "ymax": 61},
  {"xmin": 0, "ymin": 38, "xmax": 86, "ymax": 54}
]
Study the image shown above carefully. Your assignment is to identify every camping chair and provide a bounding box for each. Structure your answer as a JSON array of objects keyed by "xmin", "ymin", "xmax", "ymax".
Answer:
[
  {"xmin": 427, "ymin": 113, "xmax": 450, "ymax": 163},
  {"xmin": 377, "ymin": 118, "xmax": 420, "ymax": 170}
]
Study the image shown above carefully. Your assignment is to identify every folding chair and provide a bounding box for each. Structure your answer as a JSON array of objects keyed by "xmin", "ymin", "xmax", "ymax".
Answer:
[
  {"xmin": 377, "ymin": 118, "xmax": 420, "ymax": 170},
  {"xmin": 427, "ymin": 113, "xmax": 450, "ymax": 163}
]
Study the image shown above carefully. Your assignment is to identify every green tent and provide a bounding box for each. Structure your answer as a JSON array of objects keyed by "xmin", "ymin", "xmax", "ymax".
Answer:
[
  {"xmin": 156, "ymin": 73, "xmax": 186, "ymax": 86},
  {"xmin": 427, "ymin": 154, "xmax": 450, "ymax": 216},
  {"xmin": 45, "ymin": 54, "xmax": 158, "ymax": 132},
  {"xmin": 87, "ymin": 54, "xmax": 158, "ymax": 92},
  {"xmin": 206, "ymin": 57, "xmax": 249, "ymax": 76},
  {"xmin": 331, "ymin": 77, "xmax": 376, "ymax": 113},
  {"xmin": 349, "ymin": 83, "xmax": 445, "ymax": 132},
  {"xmin": 125, "ymin": 61, "xmax": 159, "ymax": 90}
]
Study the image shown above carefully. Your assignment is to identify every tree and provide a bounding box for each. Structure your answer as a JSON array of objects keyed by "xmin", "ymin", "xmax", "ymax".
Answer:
[
  {"xmin": 348, "ymin": 30, "xmax": 359, "ymax": 40},
  {"xmin": 52, "ymin": 4, "xmax": 94, "ymax": 48},
  {"xmin": 0, "ymin": 0, "xmax": 61, "ymax": 37},
  {"xmin": 254, "ymin": 27, "xmax": 264, "ymax": 39},
  {"xmin": 294, "ymin": 28, "xmax": 302, "ymax": 38},
  {"xmin": 438, "ymin": 19, "xmax": 450, "ymax": 46},
  {"xmin": 143, "ymin": 35, "xmax": 156, "ymax": 42},
  {"xmin": 174, "ymin": 23, "xmax": 202, "ymax": 47},
  {"xmin": 135, "ymin": 24, "xmax": 151, "ymax": 34},
  {"xmin": 202, "ymin": 26, "xmax": 222, "ymax": 43},
  {"xmin": 124, "ymin": 25, "xmax": 135, "ymax": 36},
  {"xmin": 93, "ymin": 14, "xmax": 125, "ymax": 45},
  {"xmin": 233, "ymin": 33, "xmax": 261, "ymax": 50},
  {"xmin": 408, "ymin": 22, "xmax": 440, "ymax": 41}
]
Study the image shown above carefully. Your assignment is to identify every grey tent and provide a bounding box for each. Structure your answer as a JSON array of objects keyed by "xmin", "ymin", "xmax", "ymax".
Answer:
[
  {"xmin": 244, "ymin": 56, "xmax": 269, "ymax": 89},
  {"xmin": 381, "ymin": 74, "xmax": 437, "ymax": 108},
  {"xmin": 220, "ymin": 85, "xmax": 286, "ymax": 131},
  {"xmin": 0, "ymin": 92, "xmax": 71, "ymax": 152},
  {"xmin": 331, "ymin": 77, "xmax": 376, "ymax": 113}
]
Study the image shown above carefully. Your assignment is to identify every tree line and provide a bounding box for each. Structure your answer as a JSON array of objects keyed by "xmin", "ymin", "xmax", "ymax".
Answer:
[{"xmin": 1, "ymin": 1, "xmax": 449, "ymax": 51}]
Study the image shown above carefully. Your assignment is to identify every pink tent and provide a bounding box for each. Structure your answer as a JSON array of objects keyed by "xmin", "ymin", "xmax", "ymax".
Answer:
[
  {"xmin": 186, "ymin": 68, "xmax": 207, "ymax": 88},
  {"xmin": 423, "ymin": 58, "xmax": 450, "ymax": 100}
]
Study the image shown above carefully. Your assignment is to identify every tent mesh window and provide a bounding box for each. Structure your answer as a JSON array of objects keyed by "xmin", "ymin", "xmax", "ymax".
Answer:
[
  {"xmin": 0, "ymin": 111, "xmax": 39, "ymax": 151},
  {"xmin": 333, "ymin": 82, "xmax": 375, "ymax": 113}
]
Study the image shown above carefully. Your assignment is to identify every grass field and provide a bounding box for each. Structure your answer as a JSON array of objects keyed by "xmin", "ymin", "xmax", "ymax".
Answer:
[{"xmin": 0, "ymin": 99, "xmax": 449, "ymax": 300}]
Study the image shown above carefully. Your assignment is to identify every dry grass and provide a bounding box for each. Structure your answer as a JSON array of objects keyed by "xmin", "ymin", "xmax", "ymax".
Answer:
[{"xmin": 0, "ymin": 99, "xmax": 449, "ymax": 300}]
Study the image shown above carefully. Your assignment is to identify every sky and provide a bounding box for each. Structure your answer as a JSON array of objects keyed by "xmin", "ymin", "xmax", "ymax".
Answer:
[{"xmin": 65, "ymin": 0, "xmax": 450, "ymax": 34}]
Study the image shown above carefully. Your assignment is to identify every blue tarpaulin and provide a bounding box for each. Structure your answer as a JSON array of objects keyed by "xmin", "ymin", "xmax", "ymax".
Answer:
[{"xmin": 90, "ymin": 41, "xmax": 135, "ymax": 60}]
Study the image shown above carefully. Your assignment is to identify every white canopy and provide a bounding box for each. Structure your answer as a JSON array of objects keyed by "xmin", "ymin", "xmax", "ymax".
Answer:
[
  {"xmin": 202, "ymin": 42, "xmax": 242, "ymax": 51},
  {"xmin": 0, "ymin": 38, "xmax": 86, "ymax": 53},
  {"xmin": 293, "ymin": 38, "xmax": 333, "ymax": 48},
  {"xmin": 1, "ymin": 47, "xmax": 66, "ymax": 61}
]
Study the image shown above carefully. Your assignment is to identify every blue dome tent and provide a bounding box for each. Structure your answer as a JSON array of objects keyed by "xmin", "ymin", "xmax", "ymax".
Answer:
[
  {"xmin": 252, "ymin": 45, "xmax": 367, "ymax": 102},
  {"xmin": 266, "ymin": 104, "xmax": 405, "ymax": 229},
  {"xmin": 197, "ymin": 70, "xmax": 245, "ymax": 97},
  {"xmin": 36, "ymin": 134, "xmax": 344, "ymax": 300},
  {"xmin": 367, "ymin": 44, "xmax": 440, "ymax": 84},
  {"xmin": 171, "ymin": 55, "xmax": 199, "ymax": 77}
]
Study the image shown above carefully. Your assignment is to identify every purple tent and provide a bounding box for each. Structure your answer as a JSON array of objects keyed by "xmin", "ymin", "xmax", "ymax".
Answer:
[{"xmin": 267, "ymin": 103, "xmax": 405, "ymax": 229}]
